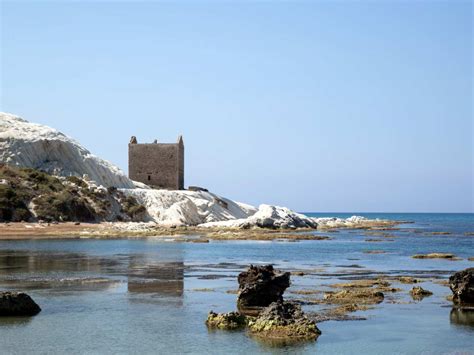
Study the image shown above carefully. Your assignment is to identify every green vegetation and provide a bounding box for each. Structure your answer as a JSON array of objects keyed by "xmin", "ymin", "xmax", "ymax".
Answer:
[
  {"xmin": 0, "ymin": 184, "xmax": 32, "ymax": 222},
  {"xmin": 119, "ymin": 195, "xmax": 147, "ymax": 221},
  {"xmin": 0, "ymin": 164, "xmax": 146, "ymax": 223},
  {"xmin": 33, "ymin": 190, "xmax": 95, "ymax": 222},
  {"xmin": 66, "ymin": 175, "xmax": 88, "ymax": 188}
]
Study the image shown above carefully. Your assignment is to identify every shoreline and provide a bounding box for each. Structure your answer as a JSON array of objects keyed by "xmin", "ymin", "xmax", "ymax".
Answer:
[{"xmin": 0, "ymin": 220, "xmax": 402, "ymax": 240}]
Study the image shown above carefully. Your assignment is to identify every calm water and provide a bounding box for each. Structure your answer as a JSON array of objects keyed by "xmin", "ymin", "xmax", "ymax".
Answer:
[{"xmin": 0, "ymin": 213, "xmax": 473, "ymax": 354}]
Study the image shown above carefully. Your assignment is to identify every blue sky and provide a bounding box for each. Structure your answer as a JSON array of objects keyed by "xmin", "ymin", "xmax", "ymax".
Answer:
[{"xmin": 1, "ymin": 1, "xmax": 472, "ymax": 212}]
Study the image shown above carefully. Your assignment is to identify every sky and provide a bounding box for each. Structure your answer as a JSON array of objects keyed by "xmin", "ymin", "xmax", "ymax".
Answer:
[{"xmin": 1, "ymin": 0, "xmax": 472, "ymax": 213}]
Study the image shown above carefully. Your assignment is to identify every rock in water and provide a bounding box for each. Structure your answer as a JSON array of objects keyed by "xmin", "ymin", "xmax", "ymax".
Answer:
[
  {"xmin": 323, "ymin": 289, "xmax": 384, "ymax": 305},
  {"xmin": 205, "ymin": 311, "xmax": 247, "ymax": 330},
  {"xmin": 237, "ymin": 265, "xmax": 290, "ymax": 314},
  {"xmin": 247, "ymin": 301, "xmax": 321, "ymax": 342},
  {"xmin": 410, "ymin": 286, "xmax": 433, "ymax": 300},
  {"xmin": 0, "ymin": 291, "xmax": 41, "ymax": 316},
  {"xmin": 449, "ymin": 268, "xmax": 474, "ymax": 306}
]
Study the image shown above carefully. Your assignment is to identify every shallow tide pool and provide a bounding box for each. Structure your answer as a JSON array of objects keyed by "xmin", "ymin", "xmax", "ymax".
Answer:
[{"xmin": 0, "ymin": 213, "xmax": 473, "ymax": 354}]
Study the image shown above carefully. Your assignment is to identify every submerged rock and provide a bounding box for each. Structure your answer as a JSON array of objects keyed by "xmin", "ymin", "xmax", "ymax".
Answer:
[
  {"xmin": 206, "ymin": 311, "xmax": 247, "ymax": 330},
  {"xmin": 449, "ymin": 268, "xmax": 474, "ymax": 306},
  {"xmin": 397, "ymin": 276, "xmax": 419, "ymax": 284},
  {"xmin": 247, "ymin": 301, "xmax": 321, "ymax": 342},
  {"xmin": 330, "ymin": 279, "xmax": 390, "ymax": 289},
  {"xmin": 410, "ymin": 286, "xmax": 433, "ymax": 300},
  {"xmin": 412, "ymin": 253, "xmax": 458, "ymax": 260},
  {"xmin": 324, "ymin": 289, "xmax": 384, "ymax": 305},
  {"xmin": 237, "ymin": 265, "xmax": 290, "ymax": 314},
  {"xmin": 0, "ymin": 291, "xmax": 41, "ymax": 316},
  {"xmin": 311, "ymin": 304, "xmax": 370, "ymax": 322}
]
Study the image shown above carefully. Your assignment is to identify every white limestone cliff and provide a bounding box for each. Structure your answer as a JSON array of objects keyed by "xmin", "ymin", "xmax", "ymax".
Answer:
[
  {"xmin": 199, "ymin": 204, "xmax": 318, "ymax": 229},
  {"xmin": 122, "ymin": 188, "xmax": 258, "ymax": 226},
  {"xmin": 0, "ymin": 112, "xmax": 134, "ymax": 188}
]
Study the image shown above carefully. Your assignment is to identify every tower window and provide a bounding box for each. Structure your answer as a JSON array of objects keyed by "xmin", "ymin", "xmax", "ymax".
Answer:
[{"xmin": 148, "ymin": 175, "xmax": 151, "ymax": 181}]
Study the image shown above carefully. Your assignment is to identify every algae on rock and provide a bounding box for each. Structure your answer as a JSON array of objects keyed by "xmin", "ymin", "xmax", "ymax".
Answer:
[
  {"xmin": 247, "ymin": 301, "xmax": 321, "ymax": 341},
  {"xmin": 206, "ymin": 311, "xmax": 248, "ymax": 330}
]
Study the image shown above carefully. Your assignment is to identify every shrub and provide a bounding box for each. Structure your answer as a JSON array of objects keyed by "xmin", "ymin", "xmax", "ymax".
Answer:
[
  {"xmin": 120, "ymin": 195, "xmax": 147, "ymax": 221},
  {"xmin": 66, "ymin": 176, "xmax": 88, "ymax": 188},
  {"xmin": 34, "ymin": 191, "xmax": 96, "ymax": 222},
  {"xmin": 0, "ymin": 184, "xmax": 33, "ymax": 222}
]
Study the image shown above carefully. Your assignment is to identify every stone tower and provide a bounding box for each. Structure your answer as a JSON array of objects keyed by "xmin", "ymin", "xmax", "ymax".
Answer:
[{"xmin": 128, "ymin": 136, "xmax": 184, "ymax": 190}]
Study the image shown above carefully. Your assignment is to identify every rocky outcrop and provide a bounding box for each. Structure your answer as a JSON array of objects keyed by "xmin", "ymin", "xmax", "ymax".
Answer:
[
  {"xmin": 397, "ymin": 277, "xmax": 419, "ymax": 284},
  {"xmin": 206, "ymin": 311, "xmax": 247, "ymax": 330},
  {"xmin": 449, "ymin": 268, "xmax": 474, "ymax": 306},
  {"xmin": 123, "ymin": 188, "xmax": 257, "ymax": 226},
  {"xmin": 199, "ymin": 205, "xmax": 318, "ymax": 229},
  {"xmin": 410, "ymin": 286, "xmax": 433, "ymax": 300},
  {"xmin": 205, "ymin": 265, "xmax": 321, "ymax": 345},
  {"xmin": 0, "ymin": 291, "xmax": 41, "ymax": 316},
  {"xmin": 247, "ymin": 301, "xmax": 321, "ymax": 342},
  {"xmin": 312, "ymin": 215, "xmax": 395, "ymax": 229},
  {"xmin": 237, "ymin": 265, "xmax": 290, "ymax": 314},
  {"xmin": 412, "ymin": 253, "xmax": 458, "ymax": 260}
]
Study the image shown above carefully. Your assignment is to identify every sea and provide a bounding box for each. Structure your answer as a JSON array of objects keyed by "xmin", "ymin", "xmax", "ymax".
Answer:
[{"xmin": 0, "ymin": 213, "xmax": 473, "ymax": 354}]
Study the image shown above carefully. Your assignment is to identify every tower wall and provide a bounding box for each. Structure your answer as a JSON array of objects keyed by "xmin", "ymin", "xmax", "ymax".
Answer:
[{"xmin": 128, "ymin": 137, "xmax": 184, "ymax": 190}]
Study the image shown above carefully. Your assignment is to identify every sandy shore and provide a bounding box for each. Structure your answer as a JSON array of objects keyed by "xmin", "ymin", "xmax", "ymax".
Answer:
[
  {"xmin": 0, "ymin": 219, "xmax": 401, "ymax": 241},
  {"xmin": 0, "ymin": 222, "xmax": 101, "ymax": 239}
]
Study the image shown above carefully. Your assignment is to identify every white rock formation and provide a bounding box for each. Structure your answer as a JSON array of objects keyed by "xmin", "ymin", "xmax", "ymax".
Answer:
[
  {"xmin": 122, "ymin": 188, "xmax": 258, "ymax": 226},
  {"xmin": 199, "ymin": 204, "xmax": 318, "ymax": 229},
  {"xmin": 0, "ymin": 112, "xmax": 134, "ymax": 188}
]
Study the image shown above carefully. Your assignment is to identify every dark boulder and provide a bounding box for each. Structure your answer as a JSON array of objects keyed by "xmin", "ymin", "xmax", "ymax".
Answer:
[
  {"xmin": 237, "ymin": 264, "xmax": 290, "ymax": 314},
  {"xmin": 0, "ymin": 291, "xmax": 41, "ymax": 316},
  {"xmin": 449, "ymin": 268, "xmax": 474, "ymax": 306}
]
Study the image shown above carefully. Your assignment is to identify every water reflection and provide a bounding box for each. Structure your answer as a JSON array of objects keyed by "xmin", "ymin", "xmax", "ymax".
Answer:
[
  {"xmin": 0, "ymin": 248, "xmax": 185, "ymax": 298},
  {"xmin": 0, "ymin": 316, "xmax": 33, "ymax": 327},
  {"xmin": 450, "ymin": 308, "xmax": 474, "ymax": 330},
  {"xmin": 0, "ymin": 250, "xmax": 123, "ymax": 274},
  {"xmin": 127, "ymin": 257, "xmax": 184, "ymax": 296},
  {"xmin": 0, "ymin": 250, "xmax": 123, "ymax": 291}
]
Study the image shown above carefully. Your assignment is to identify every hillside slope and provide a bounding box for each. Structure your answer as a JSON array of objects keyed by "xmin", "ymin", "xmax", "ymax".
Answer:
[
  {"xmin": 0, "ymin": 113, "xmax": 134, "ymax": 188},
  {"xmin": 0, "ymin": 165, "xmax": 145, "ymax": 222}
]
